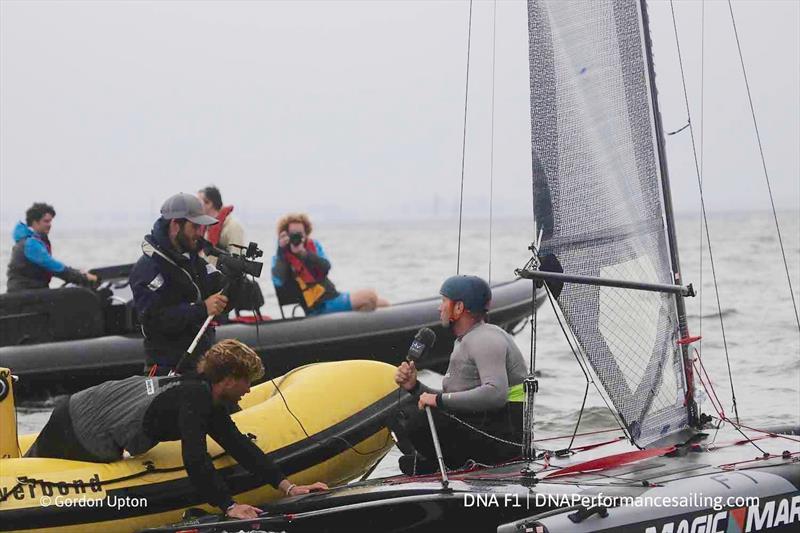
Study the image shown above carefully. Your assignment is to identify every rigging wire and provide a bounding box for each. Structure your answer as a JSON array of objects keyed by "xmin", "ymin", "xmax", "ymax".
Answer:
[
  {"xmin": 542, "ymin": 283, "xmax": 630, "ymax": 443},
  {"xmin": 518, "ymin": 245, "xmax": 626, "ymax": 448},
  {"xmin": 667, "ymin": 0, "xmax": 740, "ymax": 424},
  {"xmin": 525, "ymin": 246, "xmax": 540, "ymax": 461},
  {"xmin": 456, "ymin": 0, "xmax": 474, "ymax": 275},
  {"xmin": 488, "ymin": 0, "xmax": 497, "ymax": 284},
  {"xmin": 565, "ymin": 382, "xmax": 591, "ymax": 452},
  {"xmin": 698, "ymin": 0, "xmax": 705, "ymax": 358},
  {"xmin": 530, "ymin": 282, "xmax": 537, "ymax": 376},
  {"xmin": 693, "ymin": 349, "xmax": 772, "ymax": 456},
  {"xmin": 726, "ymin": 0, "xmax": 800, "ymax": 331}
]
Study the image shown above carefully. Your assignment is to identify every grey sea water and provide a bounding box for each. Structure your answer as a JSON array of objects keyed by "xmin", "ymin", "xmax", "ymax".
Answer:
[{"xmin": 2, "ymin": 210, "xmax": 798, "ymax": 479}]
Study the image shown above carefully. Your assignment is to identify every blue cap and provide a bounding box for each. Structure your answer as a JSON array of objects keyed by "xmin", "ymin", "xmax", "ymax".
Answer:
[{"xmin": 439, "ymin": 275, "xmax": 492, "ymax": 313}]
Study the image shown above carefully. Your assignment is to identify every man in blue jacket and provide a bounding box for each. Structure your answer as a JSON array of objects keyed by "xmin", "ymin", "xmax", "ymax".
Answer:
[
  {"xmin": 130, "ymin": 193, "xmax": 230, "ymax": 376},
  {"xmin": 6, "ymin": 203, "xmax": 97, "ymax": 292}
]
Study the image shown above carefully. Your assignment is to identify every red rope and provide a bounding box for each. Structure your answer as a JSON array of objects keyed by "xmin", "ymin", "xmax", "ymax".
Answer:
[
  {"xmin": 693, "ymin": 349, "xmax": 726, "ymax": 418},
  {"xmin": 707, "ymin": 433, "xmax": 786, "ymax": 450},
  {"xmin": 720, "ymin": 451, "xmax": 800, "ymax": 470}
]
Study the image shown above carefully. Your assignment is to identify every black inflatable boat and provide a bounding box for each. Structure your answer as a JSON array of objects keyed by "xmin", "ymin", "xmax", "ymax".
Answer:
[{"xmin": 0, "ymin": 267, "xmax": 540, "ymax": 397}]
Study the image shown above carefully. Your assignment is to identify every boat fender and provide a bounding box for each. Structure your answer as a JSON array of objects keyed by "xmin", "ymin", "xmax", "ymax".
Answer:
[{"xmin": 567, "ymin": 505, "xmax": 608, "ymax": 523}]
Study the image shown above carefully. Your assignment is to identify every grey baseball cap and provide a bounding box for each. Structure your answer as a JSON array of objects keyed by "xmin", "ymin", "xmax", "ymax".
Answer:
[{"xmin": 160, "ymin": 193, "xmax": 218, "ymax": 225}]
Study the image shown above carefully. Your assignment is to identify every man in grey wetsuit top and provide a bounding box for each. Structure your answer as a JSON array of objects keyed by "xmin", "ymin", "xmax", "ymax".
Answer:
[{"xmin": 394, "ymin": 275, "xmax": 527, "ymax": 473}]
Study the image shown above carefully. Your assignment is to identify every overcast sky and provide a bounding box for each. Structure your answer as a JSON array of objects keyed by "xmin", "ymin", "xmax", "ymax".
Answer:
[{"xmin": 1, "ymin": 0, "xmax": 798, "ymax": 231}]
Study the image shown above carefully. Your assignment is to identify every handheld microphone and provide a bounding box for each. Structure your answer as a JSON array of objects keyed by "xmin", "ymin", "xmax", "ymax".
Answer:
[
  {"xmin": 405, "ymin": 327, "xmax": 449, "ymax": 486},
  {"xmin": 407, "ymin": 327, "xmax": 436, "ymax": 362}
]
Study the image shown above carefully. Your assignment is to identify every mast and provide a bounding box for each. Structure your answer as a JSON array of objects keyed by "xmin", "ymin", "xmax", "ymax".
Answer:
[{"xmin": 639, "ymin": 0, "xmax": 698, "ymax": 426}]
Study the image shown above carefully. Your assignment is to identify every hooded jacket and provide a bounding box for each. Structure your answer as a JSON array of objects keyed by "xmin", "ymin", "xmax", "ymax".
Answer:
[
  {"xmin": 129, "ymin": 219, "xmax": 225, "ymax": 369},
  {"xmin": 6, "ymin": 221, "xmax": 85, "ymax": 292}
]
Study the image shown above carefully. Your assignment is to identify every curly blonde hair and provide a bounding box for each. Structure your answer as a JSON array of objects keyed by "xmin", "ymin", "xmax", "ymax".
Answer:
[
  {"xmin": 197, "ymin": 339, "xmax": 265, "ymax": 383},
  {"xmin": 276, "ymin": 213, "xmax": 313, "ymax": 236}
]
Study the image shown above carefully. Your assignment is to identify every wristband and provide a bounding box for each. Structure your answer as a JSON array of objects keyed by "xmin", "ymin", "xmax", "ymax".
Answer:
[{"xmin": 284, "ymin": 483, "xmax": 297, "ymax": 495}]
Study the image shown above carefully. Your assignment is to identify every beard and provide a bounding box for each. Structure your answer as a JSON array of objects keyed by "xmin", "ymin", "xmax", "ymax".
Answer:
[{"xmin": 176, "ymin": 230, "xmax": 197, "ymax": 253}]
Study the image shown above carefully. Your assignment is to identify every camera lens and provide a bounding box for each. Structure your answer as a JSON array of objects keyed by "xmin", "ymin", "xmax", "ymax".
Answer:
[{"xmin": 289, "ymin": 233, "xmax": 303, "ymax": 246}]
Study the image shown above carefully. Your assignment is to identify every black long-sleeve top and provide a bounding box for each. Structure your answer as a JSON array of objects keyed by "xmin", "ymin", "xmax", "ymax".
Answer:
[{"xmin": 142, "ymin": 378, "xmax": 284, "ymax": 510}]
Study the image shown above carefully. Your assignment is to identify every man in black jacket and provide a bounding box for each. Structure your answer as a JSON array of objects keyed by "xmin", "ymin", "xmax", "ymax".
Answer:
[
  {"xmin": 130, "ymin": 192, "xmax": 230, "ymax": 375},
  {"xmin": 26, "ymin": 339, "xmax": 328, "ymax": 520}
]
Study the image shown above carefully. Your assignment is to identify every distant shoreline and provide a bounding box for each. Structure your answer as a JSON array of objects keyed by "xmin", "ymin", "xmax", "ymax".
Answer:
[{"xmin": 1, "ymin": 207, "xmax": 798, "ymax": 235}]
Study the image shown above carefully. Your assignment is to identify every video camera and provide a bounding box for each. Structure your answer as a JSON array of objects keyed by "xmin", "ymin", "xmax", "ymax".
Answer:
[{"xmin": 201, "ymin": 239, "xmax": 264, "ymax": 279}]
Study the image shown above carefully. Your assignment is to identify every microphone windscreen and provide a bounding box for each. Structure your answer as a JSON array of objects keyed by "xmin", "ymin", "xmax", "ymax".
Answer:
[
  {"xmin": 406, "ymin": 327, "xmax": 436, "ymax": 362},
  {"xmin": 417, "ymin": 327, "xmax": 436, "ymax": 347}
]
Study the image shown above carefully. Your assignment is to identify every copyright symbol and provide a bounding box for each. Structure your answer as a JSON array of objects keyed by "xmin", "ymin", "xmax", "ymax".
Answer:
[{"xmin": 40, "ymin": 496, "xmax": 52, "ymax": 507}]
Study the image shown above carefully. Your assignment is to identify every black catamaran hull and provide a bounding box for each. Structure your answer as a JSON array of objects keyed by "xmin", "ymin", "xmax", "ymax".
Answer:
[
  {"xmin": 140, "ymin": 431, "xmax": 800, "ymax": 533},
  {"xmin": 0, "ymin": 279, "xmax": 539, "ymax": 397}
]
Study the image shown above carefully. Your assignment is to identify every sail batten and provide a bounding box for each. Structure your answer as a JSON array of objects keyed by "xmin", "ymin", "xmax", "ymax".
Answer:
[{"xmin": 528, "ymin": 0, "xmax": 689, "ymax": 446}]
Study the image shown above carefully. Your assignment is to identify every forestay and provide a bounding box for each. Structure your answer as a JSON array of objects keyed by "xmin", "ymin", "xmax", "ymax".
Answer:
[{"xmin": 527, "ymin": 0, "xmax": 689, "ymax": 446}]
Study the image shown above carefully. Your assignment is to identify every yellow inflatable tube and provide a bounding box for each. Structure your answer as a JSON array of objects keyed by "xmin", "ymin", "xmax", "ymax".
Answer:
[{"xmin": 0, "ymin": 360, "xmax": 399, "ymax": 533}]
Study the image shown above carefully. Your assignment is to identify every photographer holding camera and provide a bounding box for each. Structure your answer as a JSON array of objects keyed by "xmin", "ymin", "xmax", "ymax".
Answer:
[
  {"xmin": 271, "ymin": 213, "xmax": 389, "ymax": 315},
  {"xmin": 130, "ymin": 193, "xmax": 234, "ymax": 376}
]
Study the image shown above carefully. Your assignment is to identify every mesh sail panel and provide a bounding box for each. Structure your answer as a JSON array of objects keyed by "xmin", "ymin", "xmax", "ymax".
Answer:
[{"xmin": 528, "ymin": 0, "xmax": 688, "ymax": 446}]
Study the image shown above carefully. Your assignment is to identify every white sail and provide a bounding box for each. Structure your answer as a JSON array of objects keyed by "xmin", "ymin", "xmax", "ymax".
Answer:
[{"xmin": 528, "ymin": 0, "xmax": 689, "ymax": 446}]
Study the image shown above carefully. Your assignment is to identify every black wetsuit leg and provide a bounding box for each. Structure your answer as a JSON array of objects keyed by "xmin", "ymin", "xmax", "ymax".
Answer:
[
  {"xmin": 406, "ymin": 403, "xmax": 523, "ymax": 469},
  {"xmin": 25, "ymin": 396, "xmax": 106, "ymax": 462}
]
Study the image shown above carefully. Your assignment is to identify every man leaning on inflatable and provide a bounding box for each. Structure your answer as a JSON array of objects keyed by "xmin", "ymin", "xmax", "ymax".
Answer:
[{"xmin": 26, "ymin": 339, "xmax": 327, "ymax": 519}]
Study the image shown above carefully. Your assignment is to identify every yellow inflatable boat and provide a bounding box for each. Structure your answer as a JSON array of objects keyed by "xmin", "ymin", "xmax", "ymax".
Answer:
[{"xmin": 0, "ymin": 361, "xmax": 400, "ymax": 532}]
